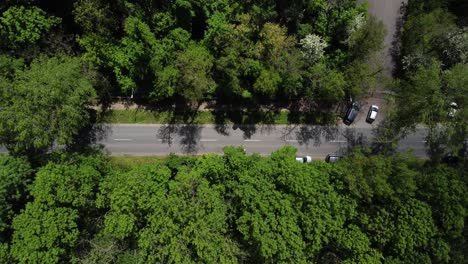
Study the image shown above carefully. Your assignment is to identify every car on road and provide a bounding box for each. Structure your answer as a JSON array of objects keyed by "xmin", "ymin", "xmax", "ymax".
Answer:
[
  {"xmin": 296, "ymin": 156, "xmax": 312, "ymax": 163},
  {"xmin": 344, "ymin": 102, "xmax": 360, "ymax": 125},
  {"xmin": 325, "ymin": 154, "xmax": 342, "ymax": 163},
  {"xmin": 366, "ymin": 105, "xmax": 379, "ymax": 124}
]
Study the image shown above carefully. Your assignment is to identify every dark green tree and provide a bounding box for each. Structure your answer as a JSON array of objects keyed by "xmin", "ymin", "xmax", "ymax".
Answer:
[{"xmin": 0, "ymin": 56, "xmax": 96, "ymax": 156}]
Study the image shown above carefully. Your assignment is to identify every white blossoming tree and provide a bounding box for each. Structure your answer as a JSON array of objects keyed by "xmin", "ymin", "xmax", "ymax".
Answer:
[{"xmin": 299, "ymin": 34, "xmax": 328, "ymax": 63}]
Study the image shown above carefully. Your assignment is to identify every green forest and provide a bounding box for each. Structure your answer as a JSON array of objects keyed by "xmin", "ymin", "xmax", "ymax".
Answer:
[
  {"xmin": 0, "ymin": 0, "xmax": 467, "ymax": 263},
  {"xmin": 0, "ymin": 148, "xmax": 466, "ymax": 263},
  {"xmin": 0, "ymin": 0, "xmax": 387, "ymax": 106}
]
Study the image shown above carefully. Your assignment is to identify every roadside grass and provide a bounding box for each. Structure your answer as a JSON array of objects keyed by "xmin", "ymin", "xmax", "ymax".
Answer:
[
  {"xmin": 103, "ymin": 109, "xmax": 336, "ymax": 125},
  {"xmin": 110, "ymin": 155, "xmax": 166, "ymax": 170},
  {"xmin": 110, "ymin": 154, "xmax": 200, "ymax": 171}
]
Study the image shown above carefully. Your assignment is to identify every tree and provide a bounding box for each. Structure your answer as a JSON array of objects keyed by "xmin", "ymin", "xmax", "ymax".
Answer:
[
  {"xmin": 31, "ymin": 162, "xmax": 102, "ymax": 208},
  {"xmin": 299, "ymin": 34, "xmax": 328, "ymax": 63},
  {"xmin": 73, "ymin": 0, "xmax": 118, "ymax": 36},
  {"xmin": 0, "ymin": 155, "xmax": 32, "ymax": 239},
  {"xmin": 443, "ymin": 63, "xmax": 468, "ymax": 105},
  {"xmin": 394, "ymin": 60, "xmax": 444, "ymax": 129},
  {"xmin": 305, "ymin": 63, "xmax": 346, "ymax": 104},
  {"xmin": 0, "ymin": 6, "xmax": 61, "ymax": 49},
  {"xmin": 0, "ymin": 55, "xmax": 24, "ymax": 79},
  {"xmin": 440, "ymin": 28, "xmax": 468, "ymax": 66},
  {"xmin": 139, "ymin": 172, "xmax": 240, "ymax": 263},
  {"xmin": 0, "ymin": 56, "xmax": 96, "ymax": 156},
  {"xmin": 252, "ymin": 68, "xmax": 281, "ymax": 98},
  {"xmin": 97, "ymin": 164, "xmax": 171, "ymax": 239},
  {"xmin": 401, "ymin": 8, "xmax": 457, "ymax": 65},
  {"xmin": 417, "ymin": 166, "xmax": 467, "ymax": 240},
  {"xmin": 258, "ymin": 22, "xmax": 295, "ymax": 61},
  {"xmin": 174, "ymin": 43, "xmax": 215, "ymax": 102},
  {"xmin": 346, "ymin": 15, "xmax": 386, "ymax": 60},
  {"xmin": 10, "ymin": 203, "xmax": 79, "ymax": 263}
]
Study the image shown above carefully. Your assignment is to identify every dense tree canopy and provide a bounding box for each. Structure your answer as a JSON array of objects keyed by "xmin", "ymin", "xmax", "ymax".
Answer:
[
  {"xmin": 0, "ymin": 56, "xmax": 96, "ymax": 156},
  {"xmin": 0, "ymin": 0, "xmax": 385, "ymax": 106},
  {"xmin": 0, "ymin": 0, "xmax": 466, "ymax": 262},
  {"xmin": 0, "ymin": 147, "xmax": 465, "ymax": 263}
]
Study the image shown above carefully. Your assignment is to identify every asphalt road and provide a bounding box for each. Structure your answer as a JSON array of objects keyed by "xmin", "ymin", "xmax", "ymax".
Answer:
[
  {"xmin": 0, "ymin": 124, "xmax": 428, "ymax": 158},
  {"xmin": 96, "ymin": 124, "xmax": 428, "ymax": 158},
  {"xmin": 364, "ymin": 0, "xmax": 408, "ymax": 74}
]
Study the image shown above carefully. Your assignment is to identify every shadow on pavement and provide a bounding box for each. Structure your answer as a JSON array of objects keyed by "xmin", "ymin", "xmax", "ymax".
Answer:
[
  {"xmin": 155, "ymin": 104, "xmax": 203, "ymax": 154},
  {"xmin": 280, "ymin": 125, "xmax": 339, "ymax": 147}
]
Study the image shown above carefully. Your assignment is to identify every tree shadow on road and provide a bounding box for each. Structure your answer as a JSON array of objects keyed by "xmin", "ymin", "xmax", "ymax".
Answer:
[
  {"xmin": 212, "ymin": 106, "xmax": 279, "ymax": 139},
  {"xmin": 69, "ymin": 109, "xmax": 112, "ymax": 153},
  {"xmin": 155, "ymin": 103, "xmax": 203, "ymax": 154},
  {"xmin": 279, "ymin": 125, "xmax": 339, "ymax": 147}
]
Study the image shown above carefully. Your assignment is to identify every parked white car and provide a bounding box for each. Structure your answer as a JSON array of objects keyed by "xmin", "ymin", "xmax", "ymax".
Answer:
[
  {"xmin": 366, "ymin": 105, "xmax": 379, "ymax": 124},
  {"xmin": 296, "ymin": 156, "xmax": 312, "ymax": 163}
]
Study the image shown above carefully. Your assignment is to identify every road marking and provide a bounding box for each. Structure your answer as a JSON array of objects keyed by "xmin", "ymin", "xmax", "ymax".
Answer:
[
  {"xmin": 113, "ymin": 138, "xmax": 133, "ymax": 141},
  {"xmin": 244, "ymin": 139, "xmax": 261, "ymax": 142},
  {"xmin": 200, "ymin": 139, "xmax": 217, "ymax": 142},
  {"xmin": 330, "ymin": 140, "xmax": 347, "ymax": 143},
  {"xmin": 286, "ymin": 139, "xmax": 298, "ymax": 142}
]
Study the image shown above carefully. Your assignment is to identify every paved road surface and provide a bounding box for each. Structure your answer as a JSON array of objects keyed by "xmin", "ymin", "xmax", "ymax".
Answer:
[
  {"xmin": 364, "ymin": 0, "xmax": 408, "ymax": 74},
  {"xmin": 94, "ymin": 124, "xmax": 428, "ymax": 158},
  {"xmin": 0, "ymin": 124, "xmax": 428, "ymax": 157}
]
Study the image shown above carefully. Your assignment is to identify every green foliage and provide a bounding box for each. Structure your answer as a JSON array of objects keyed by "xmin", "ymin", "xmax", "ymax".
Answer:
[
  {"xmin": 10, "ymin": 203, "xmax": 79, "ymax": 263},
  {"xmin": 417, "ymin": 166, "xmax": 467, "ymax": 240},
  {"xmin": 0, "ymin": 6, "xmax": 61, "ymax": 49},
  {"xmin": 0, "ymin": 147, "xmax": 465, "ymax": 262},
  {"xmin": 139, "ymin": 172, "xmax": 239, "ymax": 263},
  {"xmin": 392, "ymin": 199, "xmax": 436, "ymax": 256},
  {"xmin": 0, "ymin": 155, "xmax": 32, "ymax": 237},
  {"xmin": 73, "ymin": 0, "xmax": 117, "ymax": 36},
  {"xmin": 346, "ymin": 15, "xmax": 386, "ymax": 60},
  {"xmin": 0, "ymin": 56, "xmax": 96, "ymax": 156},
  {"xmin": 0, "ymin": 55, "xmax": 24, "ymax": 79},
  {"xmin": 305, "ymin": 63, "xmax": 346, "ymax": 104},
  {"xmin": 174, "ymin": 43, "xmax": 215, "ymax": 101},
  {"xmin": 97, "ymin": 164, "xmax": 171, "ymax": 239},
  {"xmin": 395, "ymin": 1, "xmax": 468, "ymax": 161},
  {"xmin": 31, "ymin": 162, "xmax": 101, "ymax": 208},
  {"xmin": 402, "ymin": 8, "xmax": 456, "ymax": 59},
  {"xmin": 69, "ymin": 0, "xmax": 380, "ymax": 105},
  {"xmin": 395, "ymin": 60, "xmax": 444, "ymax": 128},
  {"xmin": 253, "ymin": 68, "xmax": 281, "ymax": 97}
]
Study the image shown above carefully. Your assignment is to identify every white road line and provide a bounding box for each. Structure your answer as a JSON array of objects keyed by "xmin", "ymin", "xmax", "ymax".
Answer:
[
  {"xmin": 244, "ymin": 139, "xmax": 261, "ymax": 142},
  {"xmin": 200, "ymin": 139, "xmax": 217, "ymax": 142},
  {"xmin": 286, "ymin": 139, "xmax": 298, "ymax": 142},
  {"xmin": 113, "ymin": 138, "xmax": 133, "ymax": 141},
  {"xmin": 330, "ymin": 140, "xmax": 347, "ymax": 143}
]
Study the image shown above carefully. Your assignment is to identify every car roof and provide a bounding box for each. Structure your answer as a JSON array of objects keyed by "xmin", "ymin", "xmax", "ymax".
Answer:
[{"xmin": 348, "ymin": 108, "xmax": 358, "ymax": 119}]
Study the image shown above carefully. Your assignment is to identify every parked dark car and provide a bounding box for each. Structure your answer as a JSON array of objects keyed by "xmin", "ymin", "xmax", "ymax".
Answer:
[
  {"xmin": 344, "ymin": 102, "xmax": 360, "ymax": 125},
  {"xmin": 325, "ymin": 154, "xmax": 342, "ymax": 163}
]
